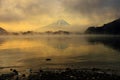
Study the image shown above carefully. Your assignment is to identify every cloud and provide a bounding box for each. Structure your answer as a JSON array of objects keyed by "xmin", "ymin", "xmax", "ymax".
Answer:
[
  {"xmin": 0, "ymin": 0, "xmax": 62, "ymax": 22},
  {"xmin": 0, "ymin": 0, "xmax": 120, "ymax": 27},
  {"xmin": 61, "ymin": 0, "xmax": 120, "ymax": 25}
]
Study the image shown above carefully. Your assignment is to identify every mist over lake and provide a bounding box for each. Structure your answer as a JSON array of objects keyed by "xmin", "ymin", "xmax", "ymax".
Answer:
[{"xmin": 0, "ymin": 35, "xmax": 120, "ymax": 73}]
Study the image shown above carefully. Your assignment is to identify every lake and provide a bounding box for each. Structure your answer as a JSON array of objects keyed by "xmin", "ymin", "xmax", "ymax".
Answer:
[{"xmin": 0, "ymin": 35, "xmax": 120, "ymax": 73}]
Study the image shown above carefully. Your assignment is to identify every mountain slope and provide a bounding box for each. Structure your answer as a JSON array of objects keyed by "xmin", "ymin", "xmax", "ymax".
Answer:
[
  {"xmin": 85, "ymin": 18, "xmax": 120, "ymax": 34},
  {"xmin": 0, "ymin": 27, "xmax": 8, "ymax": 34}
]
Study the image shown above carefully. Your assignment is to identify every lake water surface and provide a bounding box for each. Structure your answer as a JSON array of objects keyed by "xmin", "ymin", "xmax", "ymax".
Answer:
[{"xmin": 0, "ymin": 35, "xmax": 120, "ymax": 73}]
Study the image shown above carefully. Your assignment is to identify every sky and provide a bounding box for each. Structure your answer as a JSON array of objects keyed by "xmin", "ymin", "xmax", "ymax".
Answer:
[{"xmin": 0, "ymin": 0, "xmax": 120, "ymax": 32}]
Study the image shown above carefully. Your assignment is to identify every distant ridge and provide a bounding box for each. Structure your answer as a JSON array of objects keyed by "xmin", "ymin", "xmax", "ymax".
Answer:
[{"xmin": 85, "ymin": 18, "xmax": 120, "ymax": 34}]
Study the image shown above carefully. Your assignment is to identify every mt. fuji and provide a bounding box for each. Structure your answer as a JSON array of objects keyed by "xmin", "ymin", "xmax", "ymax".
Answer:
[{"xmin": 48, "ymin": 19, "xmax": 70, "ymax": 27}]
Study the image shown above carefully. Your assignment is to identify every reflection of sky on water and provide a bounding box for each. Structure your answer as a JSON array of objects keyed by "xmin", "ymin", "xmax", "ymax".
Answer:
[{"xmin": 0, "ymin": 35, "xmax": 120, "ymax": 70}]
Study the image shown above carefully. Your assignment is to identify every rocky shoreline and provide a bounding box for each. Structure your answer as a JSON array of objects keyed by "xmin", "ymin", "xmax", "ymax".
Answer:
[{"xmin": 0, "ymin": 68, "xmax": 120, "ymax": 80}]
